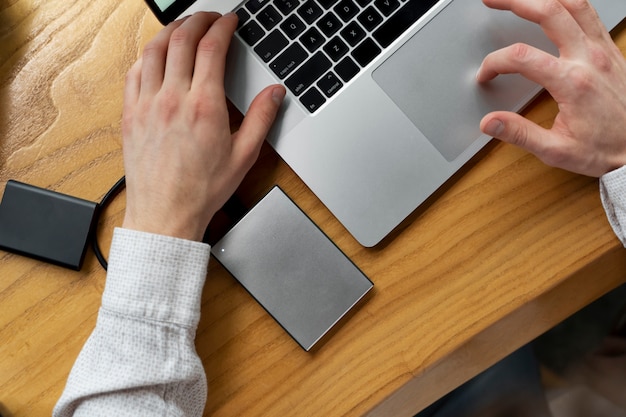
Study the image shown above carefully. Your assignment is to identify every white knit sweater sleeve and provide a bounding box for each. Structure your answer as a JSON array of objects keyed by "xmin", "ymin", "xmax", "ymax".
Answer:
[
  {"xmin": 600, "ymin": 165, "xmax": 626, "ymax": 247},
  {"xmin": 53, "ymin": 227, "xmax": 211, "ymax": 417}
]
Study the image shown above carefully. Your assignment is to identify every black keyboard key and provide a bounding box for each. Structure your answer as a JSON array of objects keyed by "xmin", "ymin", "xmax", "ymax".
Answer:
[
  {"xmin": 300, "ymin": 87, "xmax": 326, "ymax": 113},
  {"xmin": 316, "ymin": 12, "xmax": 342, "ymax": 37},
  {"xmin": 323, "ymin": 36, "xmax": 349, "ymax": 61},
  {"xmin": 300, "ymin": 27, "xmax": 325, "ymax": 52},
  {"xmin": 355, "ymin": 0, "xmax": 370, "ymax": 7},
  {"xmin": 317, "ymin": 0, "xmax": 340, "ymax": 8},
  {"xmin": 281, "ymin": 14, "xmax": 307, "ymax": 39},
  {"xmin": 257, "ymin": 5, "xmax": 283, "ymax": 30},
  {"xmin": 340, "ymin": 21, "xmax": 365, "ymax": 46},
  {"xmin": 374, "ymin": 0, "xmax": 400, "ymax": 16},
  {"xmin": 254, "ymin": 30, "xmax": 289, "ymax": 62},
  {"xmin": 334, "ymin": 0, "xmax": 359, "ymax": 22},
  {"xmin": 351, "ymin": 37, "xmax": 381, "ymax": 66},
  {"xmin": 235, "ymin": 8, "xmax": 250, "ymax": 28},
  {"xmin": 275, "ymin": 0, "xmax": 300, "ymax": 14},
  {"xmin": 335, "ymin": 56, "xmax": 360, "ymax": 81},
  {"xmin": 285, "ymin": 51, "xmax": 332, "ymax": 95},
  {"xmin": 317, "ymin": 72, "xmax": 343, "ymax": 97},
  {"xmin": 357, "ymin": 6, "xmax": 383, "ymax": 31},
  {"xmin": 245, "ymin": 0, "xmax": 270, "ymax": 13},
  {"xmin": 373, "ymin": 0, "xmax": 440, "ymax": 48},
  {"xmin": 270, "ymin": 43, "xmax": 309, "ymax": 79},
  {"xmin": 239, "ymin": 21, "xmax": 266, "ymax": 46},
  {"xmin": 297, "ymin": 0, "xmax": 323, "ymax": 24}
]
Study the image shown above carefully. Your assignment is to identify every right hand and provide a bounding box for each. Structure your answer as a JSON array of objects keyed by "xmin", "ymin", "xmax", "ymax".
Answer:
[{"xmin": 477, "ymin": 0, "xmax": 626, "ymax": 177}]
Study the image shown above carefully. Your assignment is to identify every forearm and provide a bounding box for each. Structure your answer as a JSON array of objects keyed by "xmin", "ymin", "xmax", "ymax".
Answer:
[{"xmin": 53, "ymin": 228, "xmax": 211, "ymax": 417}]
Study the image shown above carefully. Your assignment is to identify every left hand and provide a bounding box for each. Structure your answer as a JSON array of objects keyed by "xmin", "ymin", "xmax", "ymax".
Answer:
[
  {"xmin": 121, "ymin": 12, "xmax": 285, "ymax": 241},
  {"xmin": 477, "ymin": 0, "xmax": 626, "ymax": 177}
]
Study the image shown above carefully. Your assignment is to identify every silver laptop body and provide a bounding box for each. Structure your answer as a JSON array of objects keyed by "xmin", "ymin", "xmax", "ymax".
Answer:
[{"xmin": 183, "ymin": 0, "xmax": 626, "ymax": 247}]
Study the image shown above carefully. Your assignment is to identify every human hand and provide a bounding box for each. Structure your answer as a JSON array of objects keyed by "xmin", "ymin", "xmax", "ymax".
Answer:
[
  {"xmin": 477, "ymin": 0, "xmax": 626, "ymax": 177},
  {"xmin": 121, "ymin": 12, "xmax": 285, "ymax": 241}
]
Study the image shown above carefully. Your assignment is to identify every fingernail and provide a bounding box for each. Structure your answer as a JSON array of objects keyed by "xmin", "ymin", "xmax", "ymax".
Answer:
[
  {"xmin": 272, "ymin": 86, "xmax": 286, "ymax": 105},
  {"xmin": 483, "ymin": 118, "xmax": 504, "ymax": 137},
  {"xmin": 475, "ymin": 64, "xmax": 483, "ymax": 81}
]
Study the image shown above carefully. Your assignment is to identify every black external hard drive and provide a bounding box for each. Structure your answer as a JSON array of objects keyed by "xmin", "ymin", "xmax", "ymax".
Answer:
[
  {"xmin": 0, "ymin": 180, "xmax": 99, "ymax": 270},
  {"xmin": 211, "ymin": 186, "xmax": 373, "ymax": 351}
]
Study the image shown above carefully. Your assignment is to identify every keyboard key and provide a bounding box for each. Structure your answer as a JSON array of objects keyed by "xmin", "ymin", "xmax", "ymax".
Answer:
[
  {"xmin": 275, "ymin": 0, "xmax": 300, "ymax": 14},
  {"xmin": 357, "ymin": 6, "xmax": 383, "ymax": 31},
  {"xmin": 300, "ymin": 87, "xmax": 326, "ymax": 113},
  {"xmin": 300, "ymin": 27, "xmax": 325, "ymax": 52},
  {"xmin": 374, "ymin": 0, "xmax": 400, "ymax": 16},
  {"xmin": 351, "ymin": 37, "xmax": 381, "ymax": 66},
  {"xmin": 317, "ymin": 12, "xmax": 342, "ymax": 37},
  {"xmin": 239, "ymin": 21, "xmax": 266, "ymax": 46},
  {"xmin": 235, "ymin": 8, "xmax": 250, "ymax": 28},
  {"xmin": 255, "ymin": 30, "xmax": 289, "ymax": 62},
  {"xmin": 242, "ymin": 0, "xmax": 438, "ymax": 116},
  {"xmin": 334, "ymin": 0, "xmax": 359, "ymax": 22},
  {"xmin": 340, "ymin": 21, "xmax": 365, "ymax": 46},
  {"xmin": 297, "ymin": 0, "xmax": 323, "ymax": 24},
  {"xmin": 285, "ymin": 51, "xmax": 332, "ymax": 95},
  {"xmin": 281, "ymin": 14, "xmax": 307, "ymax": 39},
  {"xmin": 257, "ymin": 5, "xmax": 283, "ymax": 30},
  {"xmin": 373, "ymin": 0, "xmax": 440, "ymax": 48},
  {"xmin": 323, "ymin": 36, "xmax": 349, "ymax": 61},
  {"xmin": 270, "ymin": 43, "xmax": 309, "ymax": 79},
  {"xmin": 335, "ymin": 56, "xmax": 360, "ymax": 81},
  {"xmin": 317, "ymin": 0, "xmax": 341, "ymax": 8},
  {"xmin": 317, "ymin": 72, "xmax": 343, "ymax": 97},
  {"xmin": 245, "ymin": 0, "xmax": 270, "ymax": 14}
]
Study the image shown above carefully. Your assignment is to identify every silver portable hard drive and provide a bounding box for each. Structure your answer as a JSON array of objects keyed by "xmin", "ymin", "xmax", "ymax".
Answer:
[{"xmin": 211, "ymin": 186, "xmax": 373, "ymax": 351}]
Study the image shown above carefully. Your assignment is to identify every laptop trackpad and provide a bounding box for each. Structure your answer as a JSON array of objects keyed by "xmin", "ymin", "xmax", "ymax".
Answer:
[{"xmin": 372, "ymin": 2, "xmax": 556, "ymax": 162}]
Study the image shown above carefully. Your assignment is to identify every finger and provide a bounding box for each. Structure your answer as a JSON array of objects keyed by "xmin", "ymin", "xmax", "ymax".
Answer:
[
  {"xmin": 560, "ymin": 0, "xmax": 608, "ymax": 41},
  {"xmin": 231, "ymin": 85, "xmax": 286, "ymax": 168},
  {"xmin": 191, "ymin": 12, "xmax": 239, "ymax": 90},
  {"xmin": 140, "ymin": 18, "xmax": 186, "ymax": 95},
  {"xmin": 483, "ymin": 0, "xmax": 585, "ymax": 55},
  {"xmin": 477, "ymin": 43, "xmax": 562, "ymax": 93},
  {"xmin": 163, "ymin": 12, "xmax": 222, "ymax": 89},
  {"xmin": 480, "ymin": 111, "xmax": 562, "ymax": 164}
]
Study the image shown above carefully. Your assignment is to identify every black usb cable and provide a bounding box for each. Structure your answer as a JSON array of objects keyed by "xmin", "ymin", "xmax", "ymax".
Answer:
[{"xmin": 92, "ymin": 176, "xmax": 126, "ymax": 271}]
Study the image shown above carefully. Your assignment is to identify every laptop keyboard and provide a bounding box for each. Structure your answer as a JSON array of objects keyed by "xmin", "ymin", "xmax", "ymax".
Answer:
[{"xmin": 236, "ymin": 0, "xmax": 441, "ymax": 113}]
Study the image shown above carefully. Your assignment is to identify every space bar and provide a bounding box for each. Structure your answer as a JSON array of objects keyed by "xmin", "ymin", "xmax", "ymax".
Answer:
[{"xmin": 373, "ymin": 0, "xmax": 441, "ymax": 48}]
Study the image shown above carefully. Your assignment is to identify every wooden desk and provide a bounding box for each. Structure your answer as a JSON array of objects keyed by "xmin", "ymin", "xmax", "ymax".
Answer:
[{"xmin": 1, "ymin": 1, "xmax": 625, "ymax": 415}]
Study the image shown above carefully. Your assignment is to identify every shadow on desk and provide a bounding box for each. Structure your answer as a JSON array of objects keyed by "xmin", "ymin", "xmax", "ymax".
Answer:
[{"xmin": 0, "ymin": 401, "xmax": 11, "ymax": 417}]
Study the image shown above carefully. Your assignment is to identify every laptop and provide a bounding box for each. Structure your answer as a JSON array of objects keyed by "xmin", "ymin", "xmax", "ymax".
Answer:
[{"xmin": 171, "ymin": 0, "xmax": 625, "ymax": 247}]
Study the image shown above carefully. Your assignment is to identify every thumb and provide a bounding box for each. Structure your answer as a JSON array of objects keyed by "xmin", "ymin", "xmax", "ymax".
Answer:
[
  {"xmin": 232, "ymin": 85, "xmax": 286, "ymax": 167},
  {"xmin": 480, "ymin": 111, "xmax": 552, "ymax": 157}
]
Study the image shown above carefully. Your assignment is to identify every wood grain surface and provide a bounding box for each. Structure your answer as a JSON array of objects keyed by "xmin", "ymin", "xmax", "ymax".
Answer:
[{"xmin": 1, "ymin": 1, "xmax": 625, "ymax": 416}]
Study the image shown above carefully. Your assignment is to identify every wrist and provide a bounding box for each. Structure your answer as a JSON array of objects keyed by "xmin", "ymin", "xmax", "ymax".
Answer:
[{"xmin": 122, "ymin": 212, "xmax": 207, "ymax": 242}]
